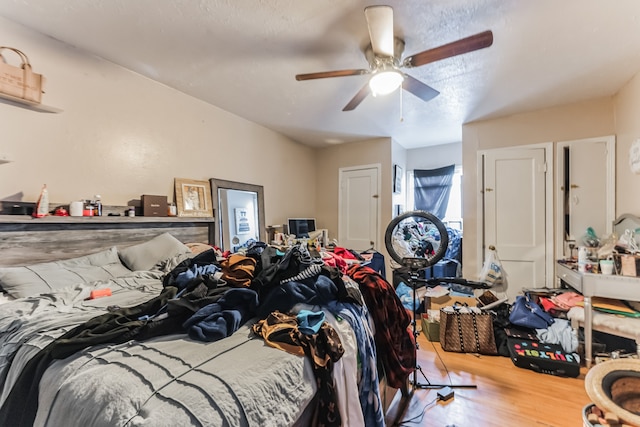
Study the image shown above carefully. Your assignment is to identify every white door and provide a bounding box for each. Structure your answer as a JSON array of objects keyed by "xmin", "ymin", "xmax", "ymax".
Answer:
[
  {"xmin": 483, "ymin": 148, "xmax": 547, "ymax": 301},
  {"xmin": 338, "ymin": 165, "xmax": 380, "ymax": 251}
]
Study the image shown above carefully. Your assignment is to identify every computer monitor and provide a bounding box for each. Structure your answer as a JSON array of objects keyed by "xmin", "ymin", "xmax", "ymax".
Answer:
[{"xmin": 288, "ymin": 218, "xmax": 316, "ymax": 238}]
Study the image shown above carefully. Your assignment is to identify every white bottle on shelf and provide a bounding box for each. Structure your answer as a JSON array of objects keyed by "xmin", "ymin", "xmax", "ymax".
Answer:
[{"xmin": 578, "ymin": 246, "xmax": 588, "ymax": 273}]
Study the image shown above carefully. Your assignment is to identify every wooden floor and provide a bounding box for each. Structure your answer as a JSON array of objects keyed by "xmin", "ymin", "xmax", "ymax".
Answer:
[{"xmin": 385, "ymin": 333, "xmax": 592, "ymax": 426}]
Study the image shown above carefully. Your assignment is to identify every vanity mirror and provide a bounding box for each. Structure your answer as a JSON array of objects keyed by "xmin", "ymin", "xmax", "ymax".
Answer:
[
  {"xmin": 556, "ymin": 136, "xmax": 616, "ymax": 258},
  {"xmin": 210, "ymin": 178, "xmax": 265, "ymax": 252}
]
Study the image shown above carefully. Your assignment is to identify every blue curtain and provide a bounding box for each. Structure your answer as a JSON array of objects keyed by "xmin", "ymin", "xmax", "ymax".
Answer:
[{"xmin": 414, "ymin": 165, "xmax": 455, "ymax": 219}]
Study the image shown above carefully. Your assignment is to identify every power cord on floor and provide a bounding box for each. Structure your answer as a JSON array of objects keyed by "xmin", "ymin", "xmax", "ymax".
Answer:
[
  {"xmin": 398, "ymin": 388, "xmax": 456, "ymax": 426},
  {"xmin": 397, "ymin": 395, "xmax": 439, "ymax": 425}
]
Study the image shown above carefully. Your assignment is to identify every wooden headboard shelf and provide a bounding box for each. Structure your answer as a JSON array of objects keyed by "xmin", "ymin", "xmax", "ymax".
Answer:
[{"xmin": 0, "ymin": 214, "xmax": 215, "ymax": 267}]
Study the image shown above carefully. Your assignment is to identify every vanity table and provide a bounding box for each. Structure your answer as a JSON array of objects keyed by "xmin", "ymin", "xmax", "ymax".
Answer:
[
  {"xmin": 556, "ymin": 213, "xmax": 640, "ymax": 368},
  {"xmin": 556, "ymin": 262, "xmax": 640, "ymax": 368}
]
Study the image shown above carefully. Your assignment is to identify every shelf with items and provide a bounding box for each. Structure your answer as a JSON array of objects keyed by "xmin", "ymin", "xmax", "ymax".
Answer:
[
  {"xmin": 0, "ymin": 92, "xmax": 62, "ymax": 113},
  {"xmin": 0, "ymin": 214, "xmax": 215, "ymax": 267},
  {"xmin": 0, "ymin": 214, "xmax": 213, "ymax": 224}
]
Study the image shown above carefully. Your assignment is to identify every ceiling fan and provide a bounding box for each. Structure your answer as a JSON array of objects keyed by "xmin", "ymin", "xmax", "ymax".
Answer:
[{"xmin": 295, "ymin": 5, "xmax": 493, "ymax": 111}]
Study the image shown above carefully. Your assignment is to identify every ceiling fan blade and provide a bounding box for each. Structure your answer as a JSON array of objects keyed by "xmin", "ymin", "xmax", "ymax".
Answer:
[
  {"xmin": 402, "ymin": 75, "xmax": 440, "ymax": 103},
  {"xmin": 343, "ymin": 83, "xmax": 371, "ymax": 111},
  {"xmin": 406, "ymin": 30, "xmax": 493, "ymax": 68},
  {"xmin": 364, "ymin": 5, "xmax": 395, "ymax": 57},
  {"xmin": 296, "ymin": 69, "xmax": 369, "ymax": 81}
]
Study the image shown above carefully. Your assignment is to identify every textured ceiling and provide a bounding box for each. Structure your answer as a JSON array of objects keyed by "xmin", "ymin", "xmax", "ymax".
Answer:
[{"xmin": 2, "ymin": 0, "xmax": 640, "ymax": 149}]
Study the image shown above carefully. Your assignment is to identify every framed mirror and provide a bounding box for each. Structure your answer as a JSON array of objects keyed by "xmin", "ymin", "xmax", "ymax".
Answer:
[
  {"xmin": 555, "ymin": 136, "xmax": 615, "ymax": 259},
  {"xmin": 210, "ymin": 178, "xmax": 265, "ymax": 252}
]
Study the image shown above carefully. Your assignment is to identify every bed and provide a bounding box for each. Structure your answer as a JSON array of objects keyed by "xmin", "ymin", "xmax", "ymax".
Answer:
[{"xmin": 0, "ymin": 218, "xmax": 412, "ymax": 427}]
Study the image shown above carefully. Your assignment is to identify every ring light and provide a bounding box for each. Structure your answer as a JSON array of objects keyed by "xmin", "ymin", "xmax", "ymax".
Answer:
[{"xmin": 384, "ymin": 210, "xmax": 449, "ymax": 270}]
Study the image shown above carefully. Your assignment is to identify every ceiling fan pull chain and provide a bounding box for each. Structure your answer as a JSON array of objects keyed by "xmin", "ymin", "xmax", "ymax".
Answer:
[{"xmin": 400, "ymin": 86, "xmax": 404, "ymax": 122}]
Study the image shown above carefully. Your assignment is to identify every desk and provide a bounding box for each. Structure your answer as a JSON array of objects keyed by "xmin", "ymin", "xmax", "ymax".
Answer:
[{"xmin": 556, "ymin": 262, "xmax": 640, "ymax": 368}]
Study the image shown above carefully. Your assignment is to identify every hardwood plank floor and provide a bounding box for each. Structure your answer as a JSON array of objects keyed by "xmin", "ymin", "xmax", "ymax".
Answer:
[{"xmin": 385, "ymin": 333, "xmax": 591, "ymax": 426}]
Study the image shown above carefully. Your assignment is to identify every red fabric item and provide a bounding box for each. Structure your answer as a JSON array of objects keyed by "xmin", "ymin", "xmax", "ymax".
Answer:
[
  {"xmin": 347, "ymin": 264, "xmax": 415, "ymax": 389},
  {"xmin": 539, "ymin": 297, "xmax": 562, "ymax": 312},
  {"xmin": 322, "ymin": 251, "xmax": 349, "ymax": 274},
  {"xmin": 333, "ymin": 247, "xmax": 358, "ymax": 260}
]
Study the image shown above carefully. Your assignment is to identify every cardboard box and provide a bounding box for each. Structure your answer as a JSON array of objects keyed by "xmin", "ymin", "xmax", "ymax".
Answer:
[
  {"xmin": 141, "ymin": 195, "xmax": 168, "ymax": 217},
  {"xmin": 425, "ymin": 294, "xmax": 477, "ymax": 321},
  {"xmin": 425, "ymin": 294, "xmax": 477, "ymax": 311},
  {"xmin": 421, "ymin": 317, "xmax": 440, "ymax": 342},
  {"xmin": 615, "ymin": 253, "xmax": 640, "ymax": 277}
]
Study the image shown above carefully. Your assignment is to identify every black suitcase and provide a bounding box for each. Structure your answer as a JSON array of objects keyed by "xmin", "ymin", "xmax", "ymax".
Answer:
[{"xmin": 507, "ymin": 337, "xmax": 580, "ymax": 377}]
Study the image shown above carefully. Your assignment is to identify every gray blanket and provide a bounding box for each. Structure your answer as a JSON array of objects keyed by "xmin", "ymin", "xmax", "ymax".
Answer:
[
  {"xmin": 36, "ymin": 324, "xmax": 316, "ymax": 427},
  {"xmin": 0, "ymin": 272, "xmax": 166, "ymax": 407},
  {"xmin": 0, "ymin": 271, "xmax": 316, "ymax": 427}
]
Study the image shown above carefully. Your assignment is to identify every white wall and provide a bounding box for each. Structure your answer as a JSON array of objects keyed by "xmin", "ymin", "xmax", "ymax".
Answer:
[
  {"xmin": 0, "ymin": 17, "xmax": 317, "ymax": 227},
  {"xmin": 406, "ymin": 142, "xmax": 462, "ymax": 171}
]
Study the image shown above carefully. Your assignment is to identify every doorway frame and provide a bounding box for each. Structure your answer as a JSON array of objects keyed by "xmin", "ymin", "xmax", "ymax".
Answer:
[
  {"xmin": 476, "ymin": 142, "xmax": 555, "ymax": 288},
  {"xmin": 554, "ymin": 135, "xmax": 616, "ymax": 264}
]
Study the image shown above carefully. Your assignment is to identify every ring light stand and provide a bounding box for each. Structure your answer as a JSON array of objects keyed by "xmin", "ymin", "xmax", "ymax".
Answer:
[{"xmin": 384, "ymin": 210, "xmax": 477, "ymax": 391}]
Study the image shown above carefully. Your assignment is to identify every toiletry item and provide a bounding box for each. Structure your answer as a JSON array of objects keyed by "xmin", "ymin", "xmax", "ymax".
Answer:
[
  {"xmin": 33, "ymin": 184, "xmax": 49, "ymax": 218},
  {"xmin": 578, "ymin": 246, "xmax": 588, "ymax": 273},
  {"xmin": 93, "ymin": 195, "xmax": 102, "ymax": 216}
]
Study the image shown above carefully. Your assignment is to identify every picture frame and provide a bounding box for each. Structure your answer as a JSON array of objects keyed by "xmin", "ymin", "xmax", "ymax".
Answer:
[
  {"xmin": 174, "ymin": 178, "xmax": 214, "ymax": 217},
  {"xmin": 234, "ymin": 207, "xmax": 252, "ymax": 235},
  {"xmin": 393, "ymin": 164, "xmax": 403, "ymax": 194}
]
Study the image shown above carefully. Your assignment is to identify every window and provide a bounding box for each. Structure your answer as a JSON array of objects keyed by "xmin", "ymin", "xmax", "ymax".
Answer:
[{"xmin": 408, "ymin": 166, "xmax": 463, "ymax": 230}]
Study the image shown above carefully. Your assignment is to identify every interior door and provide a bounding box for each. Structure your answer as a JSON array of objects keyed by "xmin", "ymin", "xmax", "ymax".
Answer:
[
  {"xmin": 338, "ymin": 165, "xmax": 380, "ymax": 251},
  {"xmin": 483, "ymin": 147, "xmax": 547, "ymax": 301}
]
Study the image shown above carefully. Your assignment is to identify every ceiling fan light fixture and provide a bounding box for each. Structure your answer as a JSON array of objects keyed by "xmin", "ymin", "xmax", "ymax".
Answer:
[{"xmin": 369, "ymin": 69, "xmax": 404, "ymax": 97}]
